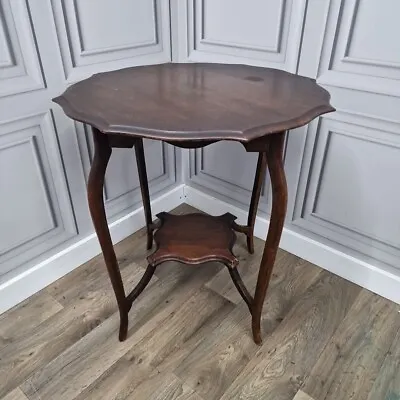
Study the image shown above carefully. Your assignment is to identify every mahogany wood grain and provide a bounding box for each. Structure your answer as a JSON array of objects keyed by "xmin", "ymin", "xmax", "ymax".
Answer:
[
  {"xmin": 88, "ymin": 128, "xmax": 156, "ymax": 341},
  {"xmin": 134, "ymin": 138, "xmax": 153, "ymax": 250},
  {"xmin": 247, "ymin": 152, "xmax": 267, "ymax": 254},
  {"xmin": 54, "ymin": 63, "xmax": 335, "ymax": 345},
  {"xmin": 87, "ymin": 129, "xmax": 129, "ymax": 341},
  {"xmin": 148, "ymin": 212, "xmax": 238, "ymax": 268},
  {"xmin": 252, "ymin": 132, "xmax": 288, "ymax": 344},
  {"xmin": 53, "ymin": 63, "xmax": 334, "ymax": 144}
]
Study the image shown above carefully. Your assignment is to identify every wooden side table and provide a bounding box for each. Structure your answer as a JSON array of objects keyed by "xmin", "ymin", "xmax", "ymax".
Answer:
[{"xmin": 54, "ymin": 63, "xmax": 334, "ymax": 345}]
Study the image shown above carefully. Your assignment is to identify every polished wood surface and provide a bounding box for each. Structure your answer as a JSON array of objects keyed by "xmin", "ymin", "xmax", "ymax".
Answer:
[
  {"xmin": 87, "ymin": 129, "xmax": 157, "ymax": 341},
  {"xmin": 53, "ymin": 63, "xmax": 335, "ymax": 345},
  {"xmin": 252, "ymin": 132, "xmax": 288, "ymax": 344},
  {"xmin": 53, "ymin": 63, "xmax": 334, "ymax": 143},
  {"xmin": 1, "ymin": 206, "xmax": 398, "ymax": 400},
  {"xmin": 148, "ymin": 212, "xmax": 238, "ymax": 268}
]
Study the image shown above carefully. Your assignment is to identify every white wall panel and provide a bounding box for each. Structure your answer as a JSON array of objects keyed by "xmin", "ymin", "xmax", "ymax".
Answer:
[
  {"xmin": 182, "ymin": 0, "xmax": 306, "ymax": 72},
  {"xmin": 51, "ymin": 0, "xmax": 171, "ymax": 83},
  {"xmin": 0, "ymin": 0, "xmax": 175, "ymax": 306},
  {"xmin": 0, "ymin": 113, "xmax": 76, "ymax": 278},
  {"xmin": 292, "ymin": 112, "xmax": 400, "ymax": 269},
  {"xmin": 317, "ymin": 0, "xmax": 400, "ymax": 96},
  {"xmin": 0, "ymin": 0, "xmax": 45, "ymax": 97}
]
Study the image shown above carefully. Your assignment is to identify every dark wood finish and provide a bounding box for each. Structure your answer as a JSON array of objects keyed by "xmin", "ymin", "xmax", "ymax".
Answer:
[
  {"xmin": 88, "ymin": 128, "xmax": 156, "ymax": 341},
  {"xmin": 228, "ymin": 267, "xmax": 254, "ymax": 310},
  {"xmin": 126, "ymin": 264, "xmax": 156, "ymax": 305},
  {"xmin": 134, "ymin": 138, "xmax": 153, "ymax": 250},
  {"xmin": 247, "ymin": 152, "xmax": 267, "ymax": 253},
  {"xmin": 252, "ymin": 132, "xmax": 288, "ymax": 345},
  {"xmin": 148, "ymin": 212, "xmax": 238, "ymax": 268},
  {"xmin": 53, "ymin": 63, "xmax": 334, "ymax": 143},
  {"xmin": 87, "ymin": 128, "xmax": 129, "ymax": 341},
  {"xmin": 54, "ymin": 63, "xmax": 335, "ymax": 345},
  {"xmin": 231, "ymin": 151, "xmax": 267, "ymax": 254}
]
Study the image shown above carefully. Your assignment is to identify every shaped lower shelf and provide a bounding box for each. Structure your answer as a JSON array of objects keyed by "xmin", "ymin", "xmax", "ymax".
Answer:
[{"xmin": 147, "ymin": 212, "xmax": 239, "ymax": 268}]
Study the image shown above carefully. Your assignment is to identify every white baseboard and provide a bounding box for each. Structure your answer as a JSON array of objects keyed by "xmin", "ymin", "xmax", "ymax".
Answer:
[
  {"xmin": 184, "ymin": 186, "xmax": 400, "ymax": 305},
  {"xmin": 0, "ymin": 185, "xmax": 185, "ymax": 314}
]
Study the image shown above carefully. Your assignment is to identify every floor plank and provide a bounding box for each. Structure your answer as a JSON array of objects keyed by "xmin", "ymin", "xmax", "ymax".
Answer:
[
  {"xmin": 293, "ymin": 390, "xmax": 315, "ymax": 400},
  {"xmin": 368, "ymin": 326, "xmax": 400, "ymax": 400},
  {"xmin": 46, "ymin": 228, "xmax": 150, "ymax": 306},
  {"xmin": 125, "ymin": 372, "xmax": 203, "ymax": 400},
  {"xmin": 220, "ymin": 272, "xmax": 361, "ymax": 400},
  {"xmin": 1, "ymin": 388, "xmax": 29, "ymax": 400},
  {"xmin": 0, "ymin": 293, "xmax": 63, "ymax": 345},
  {"xmin": 303, "ymin": 290, "xmax": 400, "ymax": 400},
  {"xmin": 0, "ymin": 264, "xmax": 147, "ymax": 398},
  {"xmin": 76, "ymin": 287, "xmax": 233, "ymax": 400},
  {"xmin": 367, "ymin": 327, "xmax": 400, "ymax": 400},
  {"xmin": 20, "ymin": 266, "xmax": 222, "ymax": 400},
  {"xmin": 0, "ymin": 204, "xmax": 397, "ymax": 400},
  {"xmin": 175, "ymin": 249, "xmax": 322, "ymax": 400}
]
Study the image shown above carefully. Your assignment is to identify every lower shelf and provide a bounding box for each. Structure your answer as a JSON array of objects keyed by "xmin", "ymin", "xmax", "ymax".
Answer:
[{"xmin": 147, "ymin": 212, "xmax": 239, "ymax": 268}]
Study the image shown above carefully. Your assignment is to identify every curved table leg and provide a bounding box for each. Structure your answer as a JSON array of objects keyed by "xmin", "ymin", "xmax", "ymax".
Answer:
[
  {"xmin": 126, "ymin": 264, "xmax": 156, "ymax": 306},
  {"xmin": 246, "ymin": 152, "xmax": 267, "ymax": 254},
  {"xmin": 88, "ymin": 129, "xmax": 130, "ymax": 341},
  {"xmin": 228, "ymin": 267, "xmax": 254, "ymax": 311},
  {"xmin": 134, "ymin": 139, "xmax": 153, "ymax": 250},
  {"xmin": 252, "ymin": 133, "xmax": 287, "ymax": 345}
]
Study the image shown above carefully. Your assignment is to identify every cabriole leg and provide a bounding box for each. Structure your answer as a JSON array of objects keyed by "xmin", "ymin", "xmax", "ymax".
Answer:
[{"xmin": 251, "ymin": 133, "xmax": 287, "ymax": 345}]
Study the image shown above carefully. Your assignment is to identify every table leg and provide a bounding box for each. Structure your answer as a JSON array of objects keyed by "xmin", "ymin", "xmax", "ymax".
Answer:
[
  {"xmin": 87, "ymin": 129, "xmax": 129, "ymax": 341},
  {"xmin": 252, "ymin": 133, "xmax": 287, "ymax": 345},
  {"xmin": 134, "ymin": 138, "xmax": 153, "ymax": 249},
  {"xmin": 246, "ymin": 152, "xmax": 267, "ymax": 253}
]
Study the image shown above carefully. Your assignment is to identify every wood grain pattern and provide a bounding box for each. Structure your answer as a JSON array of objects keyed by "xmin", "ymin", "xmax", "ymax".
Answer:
[
  {"xmin": 148, "ymin": 212, "xmax": 238, "ymax": 267},
  {"xmin": 220, "ymin": 272, "xmax": 362, "ymax": 400},
  {"xmin": 0, "ymin": 293, "xmax": 63, "ymax": 343},
  {"xmin": 175, "ymin": 247, "xmax": 322, "ymax": 400},
  {"xmin": 125, "ymin": 372, "xmax": 203, "ymax": 400},
  {"xmin": 0, "ymin": 205, "xmax": 398, "ymax": 400},
  {"xmin": 46, "ymin": 227, "xmax": 150, "ymax": 305},
  {"xmin": 0, "ymin": 293, "xmax": 115, "ymax": 398},
  {"xmin": 293, "ymin": 391, "xmax": 315, "ymax": 400},
  {"xmin": 1, "ymin": 388, "xmax": 29, "ymax": 400},
  {"xmin": 74, "ymin": 298, "xmax": 233, "ymax": 400},
  {"xmin": 20, "ymin": 264, "xmax": 222, "ymax": 400},
  {"xmin": 303, "ymin": 290, "xmax": 400, "ymax": 400},
  {"xmin": 368, "ymin": 327, "xmax": 400, "ymax": 400},
  {"xmin": 53, "ymin": 63, "xmax": 334, "ymax": 143}
]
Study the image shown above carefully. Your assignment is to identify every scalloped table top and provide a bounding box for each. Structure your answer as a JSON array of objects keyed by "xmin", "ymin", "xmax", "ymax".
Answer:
[{"xmin": 53, "ymin": 63, "xmax": 334, "ymax": 143}]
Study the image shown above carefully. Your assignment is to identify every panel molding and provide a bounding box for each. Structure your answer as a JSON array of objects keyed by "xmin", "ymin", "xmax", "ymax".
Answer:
[
  {"xmin": 317, "ymin": 0, "xmax": 400, "ymax": 96},
  {"xmin": 309, "ymin": 129, "xmax": 400, "ymax": 250},
  {"xmin": 292, "ymin": 111, "xmax": 400, "ymax": 269},
  {"xmin": 0, "ymin": 112, "xmax": 77, "ymax": 275},
  {"xmin": 185, "ymin": 0, "xmax": 306, "ymax": 72},
  {"xmin": 51, "ymin": 0, "xmax": 171, "ymax": 83},
  {"xmin": 0, "ymin": 136, "xmax": 56, "ymax": 254},
  {"xmin": 0, "ymin": 0, "xmax": 45, "ymax": 97},
  {"xmin": 0, "ymin": 11, "xmax": 14, "ymax": 68},
  {"xmin": 198, "ymin": 0, "xmax": 286, "ymax": 54},
  {"xmin": 74, "ymin": 0, "xmax": 158, "ymax": 57}
]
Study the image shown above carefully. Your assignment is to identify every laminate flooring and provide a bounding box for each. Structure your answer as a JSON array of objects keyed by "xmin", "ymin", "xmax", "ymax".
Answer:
[{"xmin": 1, "ymin": 205, "xmax": 399, "ymax": 400}]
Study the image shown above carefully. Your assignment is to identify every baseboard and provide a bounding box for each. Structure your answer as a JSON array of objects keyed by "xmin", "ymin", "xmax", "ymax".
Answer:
[
  {"xmin": 0, "ymin": 185, "xmax": 185, "ymax": 314},
  {"xmin": 184, "ymin": 185, "xmax": 400, "ymax": 305}
]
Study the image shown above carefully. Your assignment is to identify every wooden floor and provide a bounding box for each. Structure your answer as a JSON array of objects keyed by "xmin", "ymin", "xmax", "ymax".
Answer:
[{"xmin": 1, "ymin": 204, "xmax": 399, "ymax": 400}]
